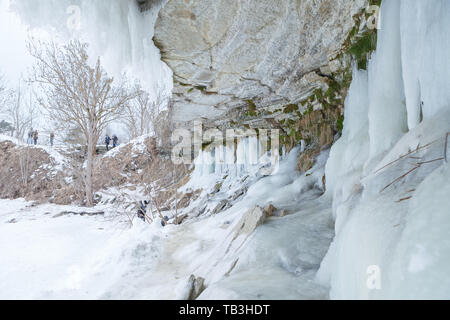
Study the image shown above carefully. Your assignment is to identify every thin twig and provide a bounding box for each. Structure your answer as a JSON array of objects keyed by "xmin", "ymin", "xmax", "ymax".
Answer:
[
  {"xmin": 374, "ymin": 139, "xmax": 440, "ymax": 174},
  {"xmin": 380, "ymin": 165, "xmax": 420, "ymax": 193},
  {"xmin": 417, "ymin": 157, "xmax": 444, "ymax": 165},
  {"xmin": 396, "ymin": 196, "xmax": 412, "ymax": 203},
  {"xmin": 445, "ymin": 132, "xmax": 449, "ymax": 163},
  {"xmin": 380, "ymin": 155, "xmax": 445, "ymax": 193}
]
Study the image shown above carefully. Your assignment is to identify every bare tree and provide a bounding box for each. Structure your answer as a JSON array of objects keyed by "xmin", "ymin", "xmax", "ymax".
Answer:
[
  {"xmin": 0, "ymin": 72, "xmax": 11, "ymax": 117},
  {"xmin": 123, "ymin": 84, "xmax": 151, "ymax": 140},
  {"xmin": 123, "ymin": 83, "xmax": 168, "ymax": 141},
  {"xmin": 0, "ymin": 72, "xmax": 6, "ymax": 100},
  {"xmin": 28, "ymin": 39, "xmax": 136, "ymax": 206},
  {"xmin": 2, "ymin": 80, "xmax": 36, "ymax": 141}
]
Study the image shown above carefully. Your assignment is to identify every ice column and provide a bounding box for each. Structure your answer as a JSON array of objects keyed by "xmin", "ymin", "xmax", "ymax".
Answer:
[{"xmin": 367, "ymin": 0, "xmax": 408, "ymax": 159}]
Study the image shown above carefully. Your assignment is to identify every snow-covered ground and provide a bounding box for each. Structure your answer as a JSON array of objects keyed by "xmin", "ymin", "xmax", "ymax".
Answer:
[
  {"xmin": 0, "ymin": 147, "xmax": 333, "ymax": 300},
  {"xmin": 0, "ymin": 199, "xmax": 159, "ymax": 299}
]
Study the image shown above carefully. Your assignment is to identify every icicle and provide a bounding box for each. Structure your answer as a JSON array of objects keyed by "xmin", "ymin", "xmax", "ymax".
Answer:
[{"xmin": 367, "ymin": 0, "xmax": 408, "ymax": 158}]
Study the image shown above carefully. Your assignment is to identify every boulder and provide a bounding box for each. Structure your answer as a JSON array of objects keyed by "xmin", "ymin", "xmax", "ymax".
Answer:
[
  {"xmin": 189, "ymin": 276, "xmax": 206, "ymax": 300},
  {"xmin": 263, "ymin": 204, "xmax": 277, "ymax": 217},
  {"xmin": 212, "ymin": 199, "xmax": 229, "ymax": 215},
  {"xmin": 232, "ymin": 206, "xmax": 266, "ymax": 240},
  {"xmin": 230, "ymin": 187, "xmax": 248, "ymax": 201},
  {"xmin": 212, "ymin": 181, "xmax": 223, "ymax": 194},
  {"xmin": 180, "ymin": 275, "xmax": 206, "ymax": 300}
]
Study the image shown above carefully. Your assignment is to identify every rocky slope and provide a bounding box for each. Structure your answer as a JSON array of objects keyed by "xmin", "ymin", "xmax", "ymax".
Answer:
[
  {"xmin": 0, "ymin": 136, "xmax": 187, "ymax": 209},
  {"xmin": 0, "ymin": 137, "xmax": 72, "ymax": 204}
]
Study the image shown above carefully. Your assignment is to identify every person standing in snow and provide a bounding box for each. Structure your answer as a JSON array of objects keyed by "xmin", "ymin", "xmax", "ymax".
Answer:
[
  {"xmin": 49, "ymin": 132, "xmax": 55, "ymax": 147},
  {"xmin": 137, "ymin": 200, "xmax": 148, "ymax": 222},
  {"xmin": 161, "ymin": 216, "xmax": 170, "ymax": 227},
  {"xmin": 33, "ymin": 130, "xmax": 38, "ymax": 145},
  {"xmin": 27, "ymin": 128, "xmax": 33, "ymax": 144},
  {"xmin": 112, "ymin": 135, "xmax": 118, "ymax": 148},
  {"xmin": 105, "ymin": 134, "xmax": 111, "ymax": 151}
]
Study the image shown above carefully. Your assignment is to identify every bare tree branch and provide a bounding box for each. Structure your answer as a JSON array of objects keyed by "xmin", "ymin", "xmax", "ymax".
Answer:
[
  {"xmin": 445, "ymin": 132, "xmax": 449, "ymax": 163},
  {"xmin": 123, "ymin": 82, "xmax": 168, "ymax": 141},
  {"xmin": 1, "ymin": 79, "xmax": 37, "ymax": 141}
]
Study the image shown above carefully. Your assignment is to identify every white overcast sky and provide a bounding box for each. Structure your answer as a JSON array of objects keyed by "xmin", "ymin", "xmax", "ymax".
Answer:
[{"xmin": 0, "ymin": 0, "xmax": 33, "ymax": 85}]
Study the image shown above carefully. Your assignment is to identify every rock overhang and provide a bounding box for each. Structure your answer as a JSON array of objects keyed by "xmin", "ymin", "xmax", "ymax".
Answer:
[{"xmin": 152, "ymin": 0, "xmax": 368, "ymax": 125}]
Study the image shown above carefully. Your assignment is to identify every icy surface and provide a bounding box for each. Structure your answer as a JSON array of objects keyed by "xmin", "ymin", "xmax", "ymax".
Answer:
[
  {"xmin": 400, "ymin": 0, "xmax": 450, "ymax": 129},
  {"xmin": 386, "ymin": 163, "xmax": 450, "ymax": 299},
  {"xmin": 318, "ymin": 0, "xmax": 450, "ymax": 299}
]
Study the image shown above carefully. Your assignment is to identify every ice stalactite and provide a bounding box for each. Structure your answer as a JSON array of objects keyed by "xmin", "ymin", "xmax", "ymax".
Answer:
[
  {"xmin": 367, "ymin": 0, "xmax": 407, "ymax": 162},
  {"xmin": 324, "ymin": 67, "xmax": 369, "ymax": 221},
  {"xmin": 400, "ymin": 0, "xmax": 450, "ymax": 129},
  {"xmin": 189, "ymin": 134, "xmax": 280, "ymax": 191}
]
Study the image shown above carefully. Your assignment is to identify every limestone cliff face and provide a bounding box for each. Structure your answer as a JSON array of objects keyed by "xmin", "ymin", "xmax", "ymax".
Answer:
[{"xmin": 153, "ymin": 0, "xmax": 367, "ymax": 124}]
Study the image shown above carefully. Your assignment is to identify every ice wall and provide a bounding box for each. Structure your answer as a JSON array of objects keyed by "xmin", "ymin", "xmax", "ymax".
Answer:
[
  {"xmin": 367, "ymin": 0, "xmax": 407, "ymax": 161},
  {"xmin": 10, "ymin": 0, "xmax": 173, "ymax": 100},
  {"xmin": 318, "ymin": 0, "xmax": 450, "ymax": 299},
  {"xmin": 325, "ymin": 67, "xmax": 369, "ymax": 205},
  {"xmin": 400, "ymin": 0, "xmax": 450, "ymax": 129}
]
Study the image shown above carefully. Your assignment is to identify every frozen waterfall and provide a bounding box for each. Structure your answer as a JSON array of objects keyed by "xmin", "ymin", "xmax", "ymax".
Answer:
[{"xmin": 318, "ymin": 0, "xmax": 450, "ymax": 299}]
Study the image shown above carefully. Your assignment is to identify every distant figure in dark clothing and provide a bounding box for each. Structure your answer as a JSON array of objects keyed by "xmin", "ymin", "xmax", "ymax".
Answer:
[
  {"xmin": 112, "ymin": 135, "xmax": 119, "ymax": 148},
  {"xmin": 105, "ymin": 135, "xmax": 111, "ymax": 151},
  {"xmin": 161, "ymin": 216, "xmax": 169, "ymax": 227},
  {"xmin": 49, "ymin": 132, "xmax": 55, "ymax": 147},
  {"xmin": 27, "ymin": 128, "xmax": 33, "ymax": 144},
  {"xmin": 33, "ymin": 130, "xmax": 38, "ymax": 145},
  {"xmin": 137, "ymin": 200, "xmax": 149, "ymax": 221}
]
